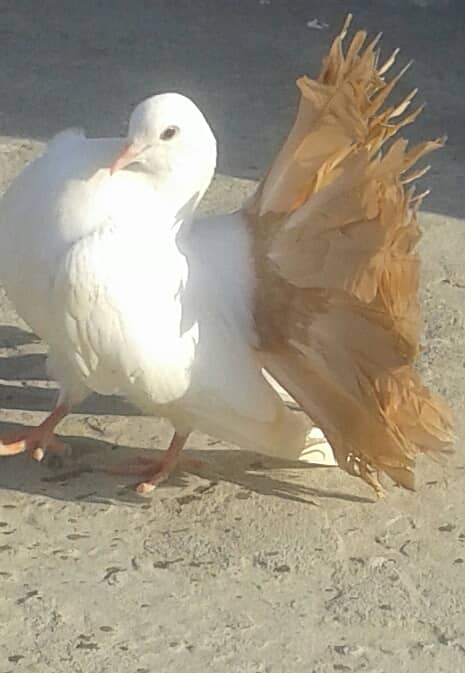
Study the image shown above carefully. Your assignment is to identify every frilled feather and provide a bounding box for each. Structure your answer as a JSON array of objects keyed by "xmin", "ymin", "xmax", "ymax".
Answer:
[{"xmin": 245, "ymin": 14, "xmax": 453, "ymax": 495}]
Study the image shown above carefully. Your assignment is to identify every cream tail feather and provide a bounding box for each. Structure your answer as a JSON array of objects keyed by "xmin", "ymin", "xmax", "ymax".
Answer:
[{"xmin": 245, "ymin": 15, "xmax": 453, "ymax": 494}]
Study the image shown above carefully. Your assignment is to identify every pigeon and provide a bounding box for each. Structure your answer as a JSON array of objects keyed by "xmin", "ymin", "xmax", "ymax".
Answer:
[{"xmin": 0, "ymin": 16, "xmax": 453, "ymax": 495}]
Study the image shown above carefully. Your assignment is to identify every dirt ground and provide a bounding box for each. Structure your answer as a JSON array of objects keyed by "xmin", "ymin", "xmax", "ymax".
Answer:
[{"xmin": 0, "ymin": 2, "xmax": 464, "ymax": 672}]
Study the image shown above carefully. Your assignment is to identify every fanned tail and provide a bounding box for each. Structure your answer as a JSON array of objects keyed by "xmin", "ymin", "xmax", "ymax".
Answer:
[{"xmin": 245, "ymin": 15, "xmax": 453, "ymax": 495}]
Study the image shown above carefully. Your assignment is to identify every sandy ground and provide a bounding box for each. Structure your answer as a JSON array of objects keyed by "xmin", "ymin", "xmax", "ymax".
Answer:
[{"xmin": 0, "ymin": 1, "xmax": 464, "ymax": 672}]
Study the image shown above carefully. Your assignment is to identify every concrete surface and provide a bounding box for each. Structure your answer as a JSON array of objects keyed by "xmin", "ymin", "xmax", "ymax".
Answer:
[{"xmin": 0, "ymin": 2, "xmax": 464, "ymax": 672}]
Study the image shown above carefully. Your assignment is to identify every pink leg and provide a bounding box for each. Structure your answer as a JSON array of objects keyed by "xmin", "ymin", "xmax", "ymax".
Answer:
[
  {"xmin": 0, "ymin": 404, "xmax": 70, "ymax": 462},
  {"xmin": 108, "ymin": 431, "xmax": 190, "ymax": 494}
]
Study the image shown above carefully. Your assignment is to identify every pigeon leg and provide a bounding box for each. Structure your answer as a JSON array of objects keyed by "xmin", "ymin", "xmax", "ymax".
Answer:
[
  {"xmin": 0, "ymin": 404, "xmax": 70, "ymax": 462},
  {"xmin": 107, "ymin": 431, "xmax": 190, "ymax": 494}
]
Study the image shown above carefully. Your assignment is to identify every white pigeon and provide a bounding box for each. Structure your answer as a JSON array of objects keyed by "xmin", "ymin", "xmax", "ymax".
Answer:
[{"xmin": 0, "ymin": 17, "xmax": 452, "ymax": 495}]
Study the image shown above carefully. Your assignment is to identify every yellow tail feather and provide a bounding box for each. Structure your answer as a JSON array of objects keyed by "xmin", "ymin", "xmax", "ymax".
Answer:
[{"xmin": 245, "ymin": 15, "xmax": 453, "ymax": 494}]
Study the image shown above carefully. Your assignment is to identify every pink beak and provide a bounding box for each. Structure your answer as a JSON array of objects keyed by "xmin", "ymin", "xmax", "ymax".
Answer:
[{"xmin": 109, "ymin": 142, "xmax": 139, "ymax": 174}]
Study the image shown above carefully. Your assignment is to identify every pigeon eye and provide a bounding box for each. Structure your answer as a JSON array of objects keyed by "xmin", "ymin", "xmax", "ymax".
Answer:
[{"xmin": 160, "ymin": 125, "xmax": 179, "ymax": 141}]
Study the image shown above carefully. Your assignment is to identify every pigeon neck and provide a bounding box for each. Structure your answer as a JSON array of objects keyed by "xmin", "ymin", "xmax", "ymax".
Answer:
[{"xmin": 151, "ymin": 164, "xmax": 213, "ymax": 223}]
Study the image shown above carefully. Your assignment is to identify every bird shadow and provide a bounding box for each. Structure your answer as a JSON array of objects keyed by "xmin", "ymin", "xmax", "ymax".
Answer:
[
  {"xmin": 0, "ymin": 324, "xmax": 41, "ymax": 348},
  {"xmin": 0, "ymin": 421, "xmax": 373, "ymax": 508}
]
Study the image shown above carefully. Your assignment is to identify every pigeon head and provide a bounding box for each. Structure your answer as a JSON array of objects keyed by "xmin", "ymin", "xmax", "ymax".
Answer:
[{"xmin": 110, "ymin": 93, "xmax": 217, "ymax": 206}]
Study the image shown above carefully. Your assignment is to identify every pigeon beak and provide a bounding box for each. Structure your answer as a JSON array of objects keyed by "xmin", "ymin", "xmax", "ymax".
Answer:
[{"xmin": 109, "ymin": 142, "xmax": 140, "ymax": 174}]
